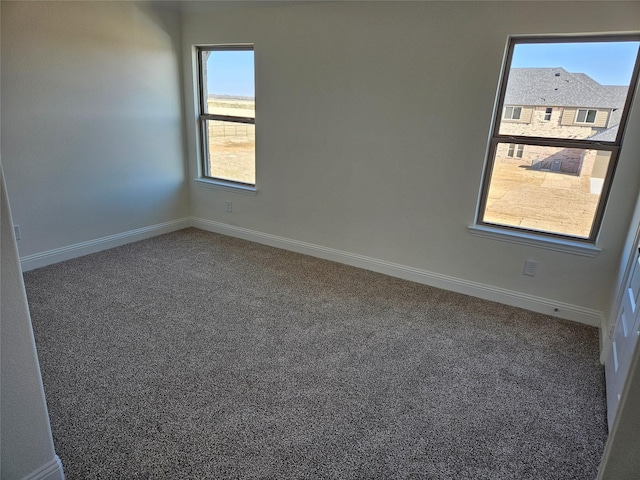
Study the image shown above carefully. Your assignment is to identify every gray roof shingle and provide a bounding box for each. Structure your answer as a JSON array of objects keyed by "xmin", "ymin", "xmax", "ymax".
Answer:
[{"xmin": 504, "ymin": 68, "xmax": 627, "ymax": 109}]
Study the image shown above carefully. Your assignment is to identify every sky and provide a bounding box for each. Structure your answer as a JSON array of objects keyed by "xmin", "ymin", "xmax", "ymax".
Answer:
[
  {"xmin": 205, "ymin": 50, "xmax": 255, "ymax": 98},
  {"xmin": 511, "ymin": 41, "xmax": 640, "ymax": 86}
]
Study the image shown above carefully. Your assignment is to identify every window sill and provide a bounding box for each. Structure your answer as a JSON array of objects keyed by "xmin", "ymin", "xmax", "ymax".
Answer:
[
  {"xmin": 194, "ymin": 178, "xmax": 257, "ymax": 196},
  {"xmin": 468, "ymin": 224, "xmax": 602, "ymax": 257}
]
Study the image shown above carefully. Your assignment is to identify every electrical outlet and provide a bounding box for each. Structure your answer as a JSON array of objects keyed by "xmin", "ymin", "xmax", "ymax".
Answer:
[
  {"xmin": 14, "ymin": 225, "xmax": 21, "ymax": 240},
  {"xmin": 225, "ymin": 201, "xmax": 232, "ymax": 213},
  {"xmin": 523, "ymin": 260, "xmax": 537, "ymax": 276}
]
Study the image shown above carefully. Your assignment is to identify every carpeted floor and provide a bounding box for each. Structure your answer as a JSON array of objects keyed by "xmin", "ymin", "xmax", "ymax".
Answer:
[{"xmin": 24, "ymin": 228, "xmax": 607, "ymax": 479}]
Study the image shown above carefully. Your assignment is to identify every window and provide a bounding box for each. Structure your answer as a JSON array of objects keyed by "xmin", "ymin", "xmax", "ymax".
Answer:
[
  {"xmin": 476, "ymin": 35, "xmax": 640, "ymax": 242},
  {"xmin": 507, "ymin": 144, "xmax": 524, "ymax": 158},
  {"xmin": 197, "ymin": 46, "xmax": 255, "ymax": 186},
  {"xmin": 503, "ymin": 106, "xmax": 522, "ymax": 120},
  {"xmin": 576, "ymin": 108, "xmax": 597, "ymax": 124}
]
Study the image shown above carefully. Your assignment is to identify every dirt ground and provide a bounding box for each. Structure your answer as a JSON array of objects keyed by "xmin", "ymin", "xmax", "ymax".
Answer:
[
  {"xmin": 206, "ymin": 121, "xmax": 255, "ymax": 184},
  {"xmin": 483, "ymin": 162, "xmax": 600, "ymax": 238},
  {"xmin": 206, "ymin": 97, "xmax": 256, "ymax": 184}
]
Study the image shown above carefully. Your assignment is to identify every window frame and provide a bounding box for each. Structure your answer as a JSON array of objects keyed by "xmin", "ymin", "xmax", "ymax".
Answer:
[
  {"xmin": 544, "ymin": 107, "xmax": 553, "ymax": 121},
  {"xmin": 575, "ymin": 108, "xmax": 598, "ymax": 124},
  {"xmin": 506, "ymin": 143, "xmax": 524, "ymax": 158},
  {"xmin": 503, "ymin": 105, "xmax": 523, "ymax": 120},
  {"xmin": 196, "ymin": 44, "xmax": 256, "ymax": 189},
  {"xmin": 475, "ymin": 34, "xmax": 640, "ymax": 245}
]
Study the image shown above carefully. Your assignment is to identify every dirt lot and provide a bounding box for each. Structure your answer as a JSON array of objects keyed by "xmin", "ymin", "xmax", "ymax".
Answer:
[
  {"xmin": 206, "ymin": 121, "xmax": 255, "ymax": 184},
  {"xmin": 483, "ymin": 162, "xmax": 600, "ymax": 238},
  {"xmin": 206, "ymin": 98, "xmax": 255, "ymax": 184}
]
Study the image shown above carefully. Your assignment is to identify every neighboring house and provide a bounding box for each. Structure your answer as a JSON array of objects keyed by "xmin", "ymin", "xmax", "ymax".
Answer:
[{"xmin": 497, "ymin": 67, "xmax": 628, "ymax": 188}]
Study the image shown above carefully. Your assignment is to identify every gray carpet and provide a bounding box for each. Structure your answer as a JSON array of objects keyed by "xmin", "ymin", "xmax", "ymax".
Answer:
[{"xmin": 24, "ymin": 228, "xmax": 607, "ymax": 479}]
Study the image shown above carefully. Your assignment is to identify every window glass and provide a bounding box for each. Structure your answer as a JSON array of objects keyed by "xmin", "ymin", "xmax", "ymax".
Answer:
[
  {"xmin": 576, "ymin": 109, "xmax": 597, "ymax": 123},
  {"xmin": 204, "ymin": 119, "xmax": 255, "ymax": 184},
  {"xmin": 202, "ymin": 50, "xmax": 255, "ymax": 118},
  {"xmin": 515, "ymin": 145, "xmax": 524, "ymax": 158},
  {"xmin": 479, "ymin": 37, "xmax": 640, "ymax": 241},
  {"xmin": 497, "ymin": 41, "xmax": 638, "ymax": 141},
  {"xmin": 198, "ymin": 46, "xmax": 255, "ymax": 186},
  {"xmin": 504, "ymin": 106, "xmax": 522, "ymax": 120},
  {"xmin": 484, "ymin": 143, "xmax": 612, "ymax": 238}
]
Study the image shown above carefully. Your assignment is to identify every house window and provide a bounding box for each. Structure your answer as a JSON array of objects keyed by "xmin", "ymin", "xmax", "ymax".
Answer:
[
  {"xmin": 197, "ymin": 45, "xmax": 255, "ymax": 186},
  {"xmin": 476, "ymin": 35, "xmax": 640, "ymax": 242},
  {"xmin": 576, "ymin": 108, "xmax": 598, "ymax": 124},
  {"xmin": 503, "ymin": 106, "xmax": 522, "ymax": 120},
  {"xmin": 507, "ymin": 144, "xmax": 524, "ymax": 158}
]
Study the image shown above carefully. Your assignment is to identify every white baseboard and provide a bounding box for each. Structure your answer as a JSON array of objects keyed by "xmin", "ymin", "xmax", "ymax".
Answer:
[
  {"xmin": 20, "ymin": 218, "xmax": 192, "ymax": 271},
  {"xmin": 22, "ymin": 456, "xmax": 65, "ymax": 480},
  {"xmin": 19, "ymin": 215, "xmax": 603, "ymax": 326},
  {"xmin": 192, "ymin": 217, "xmax": 603, "ymax": 327}
]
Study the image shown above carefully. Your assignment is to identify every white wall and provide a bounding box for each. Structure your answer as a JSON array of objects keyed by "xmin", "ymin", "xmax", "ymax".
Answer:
[
  {"xmin": 1, "ymin": 164, "xmax": 64, "ymax": 478},
  {"xmin": 1, "ymin": 1, "xmax": 189, "ymax": 259},
  {"xmin": 182, "ymin": 1, "xmax": 640, "ymax": 320}
]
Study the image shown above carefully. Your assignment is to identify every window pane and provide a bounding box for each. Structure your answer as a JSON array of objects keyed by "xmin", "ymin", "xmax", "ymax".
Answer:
[
  {"xmin": 204, "ymin": 119, "xmax": 255, "ymax": 184},
  {"xmin": 201, "ymin": 50, "xmax": 255, "ymax": 118},
  {"xmin": 482, "ymin": 143, "xmax": 612, "ymax": 238},
  {"xmin": 498, "ymin": 41, "xmax": 639, "ymax": 140},
  {"xmin": 576, "ymin": 109, "xmax": 587, "ymax": 123},
  {"xmin": 512, "ymin": 106, "xmax": 521, "ymax": 119},
  {"xmin": 515, "ymin": 145, "xmax": 524, "ymax": 158}
]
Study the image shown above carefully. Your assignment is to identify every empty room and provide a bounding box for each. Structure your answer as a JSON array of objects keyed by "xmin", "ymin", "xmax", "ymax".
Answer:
[{"xmin": 2, "ymin": 1, "xmax": 640, "ymax": 479}]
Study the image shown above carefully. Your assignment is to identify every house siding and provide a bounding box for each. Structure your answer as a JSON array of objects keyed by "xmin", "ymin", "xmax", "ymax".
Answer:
[
  {"xmin": 501, "ymin": 106, "xmax": 601, "ymax": 140},
  {"xmin": 561, "ymin": 107, "xmax": 577, "ymax": 126},
  {"xmin": 594, "ymin": 109, "xmax": 610, "ymax": 128}
]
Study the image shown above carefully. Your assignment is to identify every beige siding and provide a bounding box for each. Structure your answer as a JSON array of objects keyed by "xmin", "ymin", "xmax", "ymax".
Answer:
[
  {"xmin": 502, "ymin": 106, "xmax": 533, "ymax": 124},
  {"xmin": 594, "ymin": 109, "xmax": 609, "ymax": 128},
  {"xmin": 561, "ymin": 108, "xmax": 577, "ymax": 125},
  {"xmin": 561, "ymin": 108, "xmax": 609, "ymax": 127},
  {"xmin": 519, "ymin": 107, "xmax": 533, "ymax": 124}
]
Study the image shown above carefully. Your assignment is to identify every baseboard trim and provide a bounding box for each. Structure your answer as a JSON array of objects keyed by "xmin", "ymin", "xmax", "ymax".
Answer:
[
  {"xmin": 22, "ymin": 456, "xmax": 65, "ymax": 480},
  {"xmin": 192, "ymin": 217, "xmax": 603, "ymax": 327},
  {"xmin": 20, "ymin": 218, "xmax": 192, "ymax": 271}
]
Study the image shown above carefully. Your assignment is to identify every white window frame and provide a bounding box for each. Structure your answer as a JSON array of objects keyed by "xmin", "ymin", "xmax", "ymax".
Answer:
[
  {"xmin": 472, "ymin": 34, "xmax": 640, "ymax": 251},
  {"xmin": 196, "ymin": 45, "xmax": 256, "ymax": 191},
  {"xmin": 575, "ymin": 108, "xmax": 598, "ymax": 124},
  {"xmin": 507, "ymin": 144, "xmax": 524, "ymax": 158},
  {"xmin": 544, "ymin": 107, "xmax": 553, "ymax": 121},
  {"xmin": 503, "ymin": 105, "xmax": 522, "ymax": 120}
]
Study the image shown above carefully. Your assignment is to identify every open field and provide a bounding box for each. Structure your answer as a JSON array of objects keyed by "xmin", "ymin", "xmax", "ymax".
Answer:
[
  {"xmin": 206, "ymin": 97, "xmax": 255, "ymax": 184},
  {"xmin": 483, "ymin": 162, "xmax": 599, "ymax": 238},
  {"xmin": 207, "ymin": 96, "xmax": 255, "ymax": 118}
]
